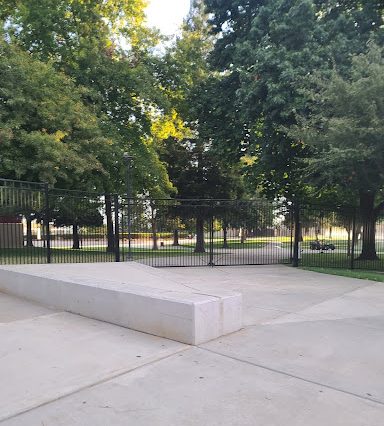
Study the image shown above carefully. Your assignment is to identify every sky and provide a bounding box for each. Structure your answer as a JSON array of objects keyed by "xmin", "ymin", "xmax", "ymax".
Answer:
[{"xmin": 145, "ymin": 0, "xmax": 191, "ymax": 35}]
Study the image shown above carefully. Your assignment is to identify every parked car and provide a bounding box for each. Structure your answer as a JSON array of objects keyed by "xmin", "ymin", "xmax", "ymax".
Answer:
[{"xmin": 309, "ymin": 241, "xmax": 336, "ymax": 251}]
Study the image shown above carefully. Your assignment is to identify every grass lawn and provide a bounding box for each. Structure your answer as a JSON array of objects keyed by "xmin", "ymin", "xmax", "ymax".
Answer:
[
  {"xmin": 0, "ymin": 247, "xmax": 116, "ymax": 264},
  {"xmin": 0, "ymin": 246, "xmax": 205, "ymax": 264},
  {"xmin": 300, "ymin": 252, "xmax": 351, "ymax": 269},
  {"xmin": 180, "ymin": 240, "xmax": 267, "ymax": 249},
  {"xmin": 300, "ymin": 252, "xmax": 384, "ymax": 270},
  {"xmin": 301, "ymin": 266, "xmax": 384, "ymax": 283}
]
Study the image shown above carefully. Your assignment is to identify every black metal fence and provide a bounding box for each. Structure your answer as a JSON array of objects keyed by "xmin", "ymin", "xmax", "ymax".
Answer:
[
  {"xmin": 1, "ymin": 178, "xmax": 384, "ymax": 271},
  {"xmin": 297, "ymin": 204, "xmax": 384, "ymax": 271},
  {"xmin": 119, "ymin": 198, "xmax": 293, "ymax": 267},
  {"xmin": 0, "ymin": 179, "xmax": 118, "ymax": 264},
  {"xmin": 0, "ymin": 179, "xmax": 293, "ymax": 267}
]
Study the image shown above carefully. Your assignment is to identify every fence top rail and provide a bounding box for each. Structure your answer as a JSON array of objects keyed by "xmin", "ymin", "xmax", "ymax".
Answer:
[
  {"xmin": 49, "ymin": 188, "xmax": 106, "ymax": 197},
  {"xmin": 299, "ymin": 203, "xmax": 357, "ymax": 211},
  {"xmin": 121, "ymin": 197, "xmax": 287, "ymax": 203},
  {"xmin": 0, "ymin": 178, "xmax": 45, "ymax": 187}
]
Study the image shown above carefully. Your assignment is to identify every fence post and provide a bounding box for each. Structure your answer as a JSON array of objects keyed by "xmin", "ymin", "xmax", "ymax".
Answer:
[
  {"xmin": 125, "ymin": 197, "xmax": 133, "ymax": 260},
  {"xmin": 114, "ymin": 194, "xmax": 120, "ymax": 262},
  {"xmin": 350, "ymin": 207, "xmax": 356, "ymax": 270},
  {"xmin": 292, "ymin": 203, "xmax": 300, "ymax": 267},
  {"xmin": 208, "ymin": 211, "xmax": 214, "ymax": 266},
  {"xmin": 44, "ymin": 183, "xmax": 51, "ymax": 264}
]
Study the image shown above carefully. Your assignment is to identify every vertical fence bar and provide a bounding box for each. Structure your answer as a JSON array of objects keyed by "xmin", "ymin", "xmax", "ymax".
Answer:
[
  {"xmin": 105, "ymin": 193, "xmax": 114, "ymax": 258},
  {"xmin": 114, "ymin": 194, "xmax": 120, "ymax": 262},
  {"xmin": 292, "ymin": 203, "xmax": 300, "ymax": 267},
  {"xmin": 208, "ymin": 209, "xmax": 214, "ymax": 266},
  {"xmin": 44, "ymin": 183, "xmax": 51, "ymax": 264},
  {"xmin": 127, "ymin": 198, "xmax": 133, "ymax": 261},
  {"xmin": 290, "ymin": 206, "xmax": 294, "ymax": 262},
  {"xmin": 350, "ymin": 207, "xmax": 356, "ymax": 270}
]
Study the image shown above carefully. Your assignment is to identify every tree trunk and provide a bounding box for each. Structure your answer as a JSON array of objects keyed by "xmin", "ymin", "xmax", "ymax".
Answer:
[
  {"xmin": 194, "ymin": 216, "xmax": 205, "ymax": 253},
  {"xmin": 26, "ymin": 217, "xmax": 33, "ymax": 247},
  {"xmin": 354, "ymin": 224, "xmax": 361, "ymax": 247},
  {"xmin": 72, "ymin": 222, "xmax": 80, "ymax": 249},
  {"xmin": 358, "ymin": 191, "xmax": 378, "ymax": 260},
  {"xmin": 105, "ymin": 194, "xmax": 115, "ymax": 253},
  {"xmin": 240, "ymin": 227, "xmax": 247, "ymax": 244},
  {"xmin": 222, "ymin": 222, "xmax": 229, "ymax": 249},
  {"xmin": 173, "ymin": 229, "xmax": 180, "ymax": 246},
  {"xmin": 345, "ymin": 225, "xmax": 351, "ymax": 257}
]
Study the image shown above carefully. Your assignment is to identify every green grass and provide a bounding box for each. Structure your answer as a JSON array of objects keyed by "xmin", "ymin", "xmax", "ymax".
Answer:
[
  {"xmin": 300, "ymin": 253, "xmax": 351, "ymax": 269},
  {"xmin": 0, "ymin": 245, "xmax": 206, "ymax": 264},
  {"xmin": 0, "ymin": 247, "xmax": 116, "ymax": 264},
  {"xmin": 180, "ymin": 240, "xmax": 266, "ymax": 249},
  {"xmin": 300, "ymin": 252, "xmax": 384, "ymax": 270},
  {"xmin": 301, "ymin": 266, "xmax": 384, "ymax": 283},
  {"xmin": 300, "ymin": 250, "xmax": 384, "ymax": 282}
]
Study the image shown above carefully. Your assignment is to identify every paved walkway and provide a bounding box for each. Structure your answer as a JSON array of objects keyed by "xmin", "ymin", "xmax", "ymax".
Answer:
[{"xmin": 1, "ymin": 265, "xmax": 384, "ymax": 425}]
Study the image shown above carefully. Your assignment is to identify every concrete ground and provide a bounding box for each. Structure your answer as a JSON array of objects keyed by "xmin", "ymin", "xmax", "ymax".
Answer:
[{"xmin": 1, "ymin": 265, "xmax": 384, "ymax": 425}]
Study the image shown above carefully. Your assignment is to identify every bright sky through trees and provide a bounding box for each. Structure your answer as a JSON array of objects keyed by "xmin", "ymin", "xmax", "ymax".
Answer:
[{"xmin": 146, "ymin": 0, "xmax": 191, "ymax": 35}]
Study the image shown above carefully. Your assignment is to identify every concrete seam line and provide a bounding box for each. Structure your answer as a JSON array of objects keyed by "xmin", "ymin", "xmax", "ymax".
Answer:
[
  {"xmin": 0, "ymin": 345, "xmax": 192, "ymax": 424},
  {"xmin": 0, "ymin": 311, "xmax": 63, "ymax": 328},
  {"xmin": 198, "ymin": 347, "xmax": 384, "ymax": 407},
  {"xmin": 277, "ymin": 282, "xmax": 376, "ymax": 318},
  {"xmin": 258, "ymin": 315, "xmax": 384, "ymax": 332}
]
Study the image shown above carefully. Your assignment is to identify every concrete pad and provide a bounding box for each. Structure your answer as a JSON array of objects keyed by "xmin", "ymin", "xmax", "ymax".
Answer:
[
  {"xmin": 267, "ymin": 283, "xmax": 384, "ymax": 323},
  {"xmin": 167, "ymin": 265, "xmax": 370, "ymax": 325},
  {"xmin": 0, "ymin": 263, "xmax": 242, "ymax": 345},
  {"xmin": 0, "ymin": 292, "xmax": 56, "ymax": 323},
  {"xmin": 0, "ymin": 311, "xmax": 186, "ymax": 422},
  {"xmin": 3, "ymin": 348, "xmax": 383, "ymax": 426},
  {"xmin": 2, "ymin": 265, "xmax": 384, "ymax": 425},
  {"xmin": 202, "ymin": 317, "xmax": 384, "ymax": 403}
]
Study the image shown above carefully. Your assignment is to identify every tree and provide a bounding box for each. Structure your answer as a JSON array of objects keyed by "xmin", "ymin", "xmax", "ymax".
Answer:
[
  {"xmin": 1, "ymin": 0, "xmax": 152, "ymax": 67},
  {"xmin": 2, "ymin": 1, "xmax": 178, "ymax": 256},
  {"xmin": 290, "ymin": 45, "xmax": 384, "ymax": 260},
  {"xmin": 205, "ymin": 0, "xmax": 384, "ymax": 201},
  {"xmin": 0, "ymin": 184, "xmax": 45, "ymax": 247},
  {"xmin": 160, "ymin": 137, "xmax": 242, "ymax": 252},
  {"xmin": 1, "ymin": 0, "xmax": 175, "ymax": 199},
  {"xmin": 204, "ymin": 0, "xmax": 314, "ymax": 199},
  {"xmin": 51, "ymin": 194, "xmax": 104, "ymax": 249},
  {"xmin": 157, "ymin": 1, "xmax": 245, "ymax": 253},
  {"xmin": 0, "ymin": 41, "xmax": 109, "ymax": 188}
]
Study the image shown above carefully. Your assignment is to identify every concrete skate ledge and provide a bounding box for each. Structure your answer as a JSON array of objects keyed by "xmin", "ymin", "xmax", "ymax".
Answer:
[{"xmin": 0, "ymin": 264, "xmax": 242, "ymax": 345}]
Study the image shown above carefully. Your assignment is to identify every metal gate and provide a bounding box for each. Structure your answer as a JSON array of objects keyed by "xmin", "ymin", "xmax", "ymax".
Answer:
[
  {"xmin": 3, "ymin": 178, "xmax": 384, "ymax": 271},
  {"xmin": 120, "ymin": 198, "xmax": 293, "ymax": 267},
  {"xmin": 0, "ymin": 178, "xmax": 293, "ymax": 267}
]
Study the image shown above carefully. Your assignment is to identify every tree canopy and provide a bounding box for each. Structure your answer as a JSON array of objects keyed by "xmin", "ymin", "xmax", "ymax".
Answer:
[
  {"xmin": 290, "ymin": 44, "xmax": 384, "ymax": 259},
  {"xmin": 204, "ymin": 0, "xmax": 384, "ymax": 200},
  {"xmin": 0, "ymin": 41, "xmax": 109, "ymax": 188},
  {"xmin": 1, "ymin": 0, "xmax": 383, "ymax": 213},
  {"xmin": 1, "ymin": 0, "xmax": 174, "ymax": 196}
]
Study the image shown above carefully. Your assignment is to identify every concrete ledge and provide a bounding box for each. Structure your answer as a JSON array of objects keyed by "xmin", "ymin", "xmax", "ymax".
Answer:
[{"xmin": 0, "ymin": 264, "xmax": 242, "ymax": 345}]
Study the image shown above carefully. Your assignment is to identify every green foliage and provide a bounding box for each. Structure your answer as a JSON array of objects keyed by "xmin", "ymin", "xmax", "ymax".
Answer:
[
  {"xmin": 205, "ymin": 0, "xmax": 384, "ymax": 201},
  {"xmin": 0, "ymin": 41, "xmax": 109, "ymax": 188},
  {"xmin": 2, "ymin": 0, "xmax": 383, "ymax": 208},
  {"xmin": 1, "ymin": 0, "xmax": 174, "ymax": 197},
  {"xmin": 290, "ymin": 44, "xmax": 384, "ymax": 196},
  {"xmin": 52, "ymin": 196, "xmax": 104, "ymax": 227},
  {"xmin": 2, "ymin": 0, "xmax": 151, "ymax": 64},
  {"xmin": 290, "ymin": 44, "xmax": 384, "ymax": 260},
  {"xmin": 159, "ymin": 2, "xmax": 245, "ymax": 202}
]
